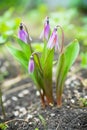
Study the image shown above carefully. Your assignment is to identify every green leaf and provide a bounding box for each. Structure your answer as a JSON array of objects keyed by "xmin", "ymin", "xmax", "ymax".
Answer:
[
  {"xmin": 32, "ymin": 68, "xmax": 44, "ymax": 90},
  {"xmin": 56, "ymin": 39, "xmax": 80, "ymax": 100},
  {"xmin": 28, "ymin": 53, "xmax": 44, "ymax": 90},
  {"xmin": 7, "ymin": 45, "xmax": 28, "ymax": 70},
  {"xmin": 44, "ymin": 49, "xmax": 54, "ymax": 82},
  {"xmin": 43, "ymin": 49, "xmax": 54, "ymax": 102},
  {"xmin": 14, "ymin": 36, "xmax": 31, "ymax": 60},
  {"xmin": 41, "ymin": 42, "xmax": 47, "ymax": 67},
  {"xmin": 56, "ymin": 53, "xmax": 65, "ymax": 95},
  {"xmin": 33, "ymin": 54, "xmax": 42, "ymax": 73},
  {"xmin": 38, "ymin": 114, "xmax": 46, "ymax": 127},
  {"xmin": 34, "ymin": 54, "xmax": 44, "ymax": 91},
  {"xmin": 30, "ymin": 65, "xmax": 44, "ymax": 91},
  {"xmin": 0, "ymin": 123, "xmax": 8, "ymax": 130}
]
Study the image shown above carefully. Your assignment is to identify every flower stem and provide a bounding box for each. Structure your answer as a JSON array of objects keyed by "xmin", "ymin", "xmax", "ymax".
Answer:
[
  {"xmin": 57, "ymin": 25, "xmax": 64, "ymax": 53},
  {"xmin": 32, "ymin": 52, "xmax": 43, "ymax": 72},
  {"xmin": 0, "ymin": 87, "xmax": 6, "ymax": 118}
]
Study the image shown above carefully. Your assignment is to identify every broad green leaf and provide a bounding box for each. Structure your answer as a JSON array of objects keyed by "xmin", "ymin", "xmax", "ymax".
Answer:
[
  {"xmin": 34, "ymin": 55, "xmax": 44, "ymax": 90},
  {"xmin": 14, "ymin": 36, "xmax": 31, "ymax": 60},
  {"xmin": 29, "ymin": 54, "xmax": 44, "ymax": 90},
  {"xmin": 43, "ymin": 49, "xmax": 54, "ymax": 99},
  {"xmin": 33, "ymin": 68, "xmax": 44, "ymax": 90},
  {"xmin": 33, "ymin": 54, "xmax": 43, "ymax": 73},
  {"xmin": 7, "ymin": 46, "xmax": 28, "ymax": 70},
  {"xmin": 0, "ymin": 123, "xmax": 8, "ymax": 130},
  {"xmin": 56, "ymin": 53, "xmax": 65, "ymax": 95},
  {"xmin": 25, "ymin": 50, "xmax": 44, "ymax": 90},
  {"xmin": 56, "ymin": 39, "xmax": 80, "ymax": 97},
  {"xmin": 44, "ymin": 49, "xmax": 54, "ymax": 80},
  {"xmin": 29, "ymin": 65, "xmax": 44, "ymax": 90}
]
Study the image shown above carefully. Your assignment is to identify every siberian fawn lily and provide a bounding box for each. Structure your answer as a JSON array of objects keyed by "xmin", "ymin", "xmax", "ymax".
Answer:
[{"xmin": 8, "ymin": 17, "xmax": 79, "ymax": 107}]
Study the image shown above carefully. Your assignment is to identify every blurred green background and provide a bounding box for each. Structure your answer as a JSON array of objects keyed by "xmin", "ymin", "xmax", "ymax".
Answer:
[{"xmin": 0, "ymin": 0, "xmax": 87, "ymax": 83}]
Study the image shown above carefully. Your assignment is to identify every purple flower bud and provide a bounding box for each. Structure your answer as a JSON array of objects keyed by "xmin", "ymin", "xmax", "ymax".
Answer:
[
  {"xmin": 18, "ymin": 23, "xmax": 28, "ymax": 43},
  {"xmin": 40, "ymin": 16, "xmax": 50, "ymax": 41},
  {"xmin": 47, "ymin": 27, "xmax": 59, "ymax": 50},
  {"xmin": 28, "ymin": 56, "xmax": 34, "ymax": 73}
]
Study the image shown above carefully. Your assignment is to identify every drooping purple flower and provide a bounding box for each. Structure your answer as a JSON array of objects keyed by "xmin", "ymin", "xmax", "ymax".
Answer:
[
  {"xmin": 47, "ymin": 27, "xmax": 59, "ymax": 50},
  {"xmin": 18, "ymin": 23, "xmax": 28, "ymax": 43},
  {"xmin": 40, "ymin": 16, "xmax": 50, "ymax": 41},
  {"xmin": 28, "ymin": 56, "xmax": 34, "ymax": 73}
]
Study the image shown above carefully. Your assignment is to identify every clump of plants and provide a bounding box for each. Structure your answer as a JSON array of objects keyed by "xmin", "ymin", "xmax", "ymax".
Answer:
[
  {"xmin": 79, "ymin": 98, "xmax": 87, "ymax": 107},
  {"xmin": 0, "ymin": 123, "xmax": 8, "ymax": 130},
  {"xmin": 7, "ymin": 17, "xmax": 79, "ymax": 107}
]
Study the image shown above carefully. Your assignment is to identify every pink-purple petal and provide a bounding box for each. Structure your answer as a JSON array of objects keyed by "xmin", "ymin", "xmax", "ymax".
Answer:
[
  {"xmin": 44, "ymin": 24, "xmax": 50, "ymax": 40},
  {"xmin": 28, "ymin": 58, "xmax": 34, "ymax": 73},
  {"xmin": 18, "ymin": 29, "xmax": 28, "ymax": 43},
  {"xmin": 47, "ymin": 27, "xmax": 59, "ymax": 50},
  {"xmin": 47, "ymin": 30, "xmax": 56, "ymax": 49},
  {"xmin": 40, "ymin": 17, "xmax": 50, "ymax": 41}
]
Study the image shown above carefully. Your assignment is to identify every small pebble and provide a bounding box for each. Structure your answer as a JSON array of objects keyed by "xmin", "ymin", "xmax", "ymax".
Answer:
[
  {"xmin": 22, "ymin": 89, "xmax": 29, "ymax": 95},
  {"xmin": 65, "ymin": 79, "xmax": 71, "ymax": 85},
  {"xmin": 78, "ymin": 122, "xmax": 81, "ymax": 126},
  {"xmin": 18, "ymin": 92, "xmax": 24, "ymax": 98},
  {"xmin": 12, "ymin": 96, "xmax": 18, "ymax": 101},
  {"xmin": 29, "ymin": 122, "xmax": 33, "ymax": 125},
  {"xmin": 4, "ymin": 100, "xmax": 11, "ymax": 106},
  {"xmin": 20, "ymin": 107, "xmax": 26, "ymax": 112},
  {"xmin": 13, "ymin": 111, "xmax": 19, "ymax": 116},
  {"xmin": 71, "ymin": 99, "xmax": 75, "ymax": 104},
  {"xmin": 50, "ymin": 113, "xmax": 55, "ymax": 117},
  {"xmin": 27, "ymin": 114, "xmax": 33, "ymax": 119},
  {"xmin": 36, "ymin": 91, "xmax": 40, "ymax": 96},
  {"xmin": 19, "ymin": 107, "xmax": 27, "ymax": 115},
  {"xmin": 33, "ymin": 111, "xmax": 38, "ymax": 114},
  {"xmin": 67, "ymin": 106, "xmax": 70, "ymax": 108},
  {"xmin": 70, "ymin": 83, "xmax": 75, "ymax": 87}
]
